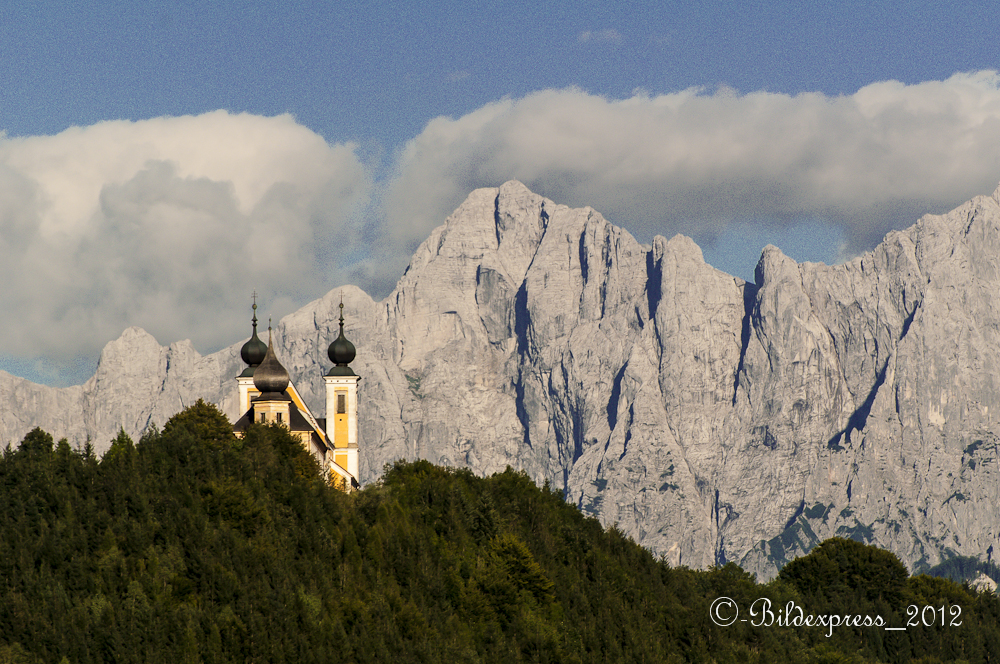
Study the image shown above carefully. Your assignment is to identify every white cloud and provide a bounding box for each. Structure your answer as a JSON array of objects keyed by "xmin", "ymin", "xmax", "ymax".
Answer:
[
  {"xmin": 382, "ymin": 71, "xmax": 1000, "ymax": 260},
  {"xmin": 0, "ymin": 111, "xmax": 371, "ymax": 362},
  {"xmin": 578, "ymin": 29, "xmax": 622, "ymax": 44}
]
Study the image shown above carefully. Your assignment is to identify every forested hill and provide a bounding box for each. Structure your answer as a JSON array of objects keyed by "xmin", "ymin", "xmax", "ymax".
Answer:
[{"xmin": 2, "ymin": 402, "xmax": 1000, "ymax": 663}]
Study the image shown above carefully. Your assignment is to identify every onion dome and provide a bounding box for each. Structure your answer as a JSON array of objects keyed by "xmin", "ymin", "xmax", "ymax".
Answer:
[
  {"xmin": 327, "ymin": 299, "xmax": 357, "ymax": 376},
  {"xmin": 239, "ymin": 300, "xmax": 268, "ymax": 377},
  {"xmin": 253, "ymin": 324, "xmax": 291, "ymax": 398}
]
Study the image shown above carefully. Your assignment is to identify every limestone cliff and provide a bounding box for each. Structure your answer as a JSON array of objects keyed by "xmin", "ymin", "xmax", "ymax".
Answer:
[{"xmin": 5, "ymin": 180, "xmax": 1000, "ymax": 580}]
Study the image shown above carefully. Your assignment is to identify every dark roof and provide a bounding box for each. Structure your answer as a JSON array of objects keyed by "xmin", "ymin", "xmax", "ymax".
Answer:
[
  {"xmin": 255, "ymin": 391, "xmax": 291, "ymax": 402},
  {"xmin": 232, "ymin": 409, "xmax": 253, "ymax": 431},
  {"xmin": 286, "ymin": 401, "xmax": 321, "ymax": 436},
  {"xmin": 254, "ymin": 331, "xmax": 290, "ymax": 394},
  {"xmin": 233, "ymin": 393, "xmax": 326, "ymax": 449}
]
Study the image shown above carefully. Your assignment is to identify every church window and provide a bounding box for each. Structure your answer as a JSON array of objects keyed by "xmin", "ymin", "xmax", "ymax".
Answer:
[
  {"xmin": 259, "ymin": 412, "xmax": 265, "ymax": 423},
  {"xmin": 337, "ymin": 393, "xmax": 346, "ymax": 414},
  {"xmin": 277, "ymin": 412, "xmax": 283, "ymax": 423}
]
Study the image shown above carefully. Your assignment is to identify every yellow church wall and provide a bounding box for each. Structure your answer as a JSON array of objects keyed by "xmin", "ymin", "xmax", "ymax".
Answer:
[{"xmin": 334, "ymin": 389, "xmax": 348, "ymax": 448}]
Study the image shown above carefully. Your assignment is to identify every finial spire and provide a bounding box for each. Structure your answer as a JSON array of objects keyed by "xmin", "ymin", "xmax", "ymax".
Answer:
[{"xmin": 339, "ymin": 291, "xmax": 345, "ymax": 332}]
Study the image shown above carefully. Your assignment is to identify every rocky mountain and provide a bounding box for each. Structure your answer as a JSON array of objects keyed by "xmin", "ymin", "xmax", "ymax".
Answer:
[{"xmin": 5, "ymin": 180, "xmax": 1000, "ymax": 580}]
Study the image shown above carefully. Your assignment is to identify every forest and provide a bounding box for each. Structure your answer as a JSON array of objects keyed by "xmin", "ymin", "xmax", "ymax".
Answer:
[{"xmin": 1, "ymin": 399, "xmax": 999, "ymax": 663}]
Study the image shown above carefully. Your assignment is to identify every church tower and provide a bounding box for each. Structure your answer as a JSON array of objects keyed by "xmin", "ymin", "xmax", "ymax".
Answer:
[
  {"xmin": 325, "ymin": 299, "xmax": 359, "ymax": 482},
  {"xmin": 250, "ymin": 325, "xmax": 292, "ymax": 426},
  {"xmin": 232, "ymin": 295, "xmax": 360, "ymax": 492}
]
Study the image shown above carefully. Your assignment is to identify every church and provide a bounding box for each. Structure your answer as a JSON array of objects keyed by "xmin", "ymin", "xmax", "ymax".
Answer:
[{"xmin": 231, "ymin": 298, "xmax": 361, "ymax": 492}]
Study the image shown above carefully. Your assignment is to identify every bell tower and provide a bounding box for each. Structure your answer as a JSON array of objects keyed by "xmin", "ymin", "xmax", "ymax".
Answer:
[
  {"xmin": 324, "ymin": 298, "xmax": 359, "ymax": 482},
  {"xmin": 251, "ymin": 323, "xmax": 292, "ymax": 426}
]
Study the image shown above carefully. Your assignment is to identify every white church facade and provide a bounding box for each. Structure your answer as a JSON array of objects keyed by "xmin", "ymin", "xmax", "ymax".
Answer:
[{"xmin": 232, "ymin": 299, "xmax": 360, "ymax": 492}]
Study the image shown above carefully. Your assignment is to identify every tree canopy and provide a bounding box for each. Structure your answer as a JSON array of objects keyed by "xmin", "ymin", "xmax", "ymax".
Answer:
[{"xmin": 1, "ymin": 403, "xmax": 999, "ymax": 663}]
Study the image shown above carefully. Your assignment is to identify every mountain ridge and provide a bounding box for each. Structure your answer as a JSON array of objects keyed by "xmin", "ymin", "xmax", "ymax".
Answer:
[{"xmin": 5, "ymin": 179, "xmax": 1000, "ymax": 580}]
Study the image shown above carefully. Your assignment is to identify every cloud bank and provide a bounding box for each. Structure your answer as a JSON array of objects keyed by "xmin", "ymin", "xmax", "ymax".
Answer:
[
  {"xmin": 5, "ymin": 72, "xmax": 1000, "ymax": 382},
  {"xmin": 0, "ymin": 111, "xmax": 370, "ymax": 365},
  {"xmin": 383, "ymin": 71, "xmax": 1000, "ymax": 258}
]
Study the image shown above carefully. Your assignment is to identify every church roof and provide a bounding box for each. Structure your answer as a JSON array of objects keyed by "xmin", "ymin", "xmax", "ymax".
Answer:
[
  {"xmin": 254, "ymin": 326, "xmax": 290, "ymax": 397},
  {"xmin": 232, "ymin": 393, "xmax": 325, "ymax": 446}
]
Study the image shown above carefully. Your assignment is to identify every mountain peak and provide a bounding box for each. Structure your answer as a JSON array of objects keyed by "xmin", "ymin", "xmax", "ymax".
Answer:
[
  {"xmin": 7, "ymin": 181, "xmax": 1000, "ymax": 583},
  {"xmin": 754, "ymin": 243, "xmax": 796, "ymax": 286},
  {"xmin": 100, "ymin": 326, "xmax": 163, "ymax": 357}
]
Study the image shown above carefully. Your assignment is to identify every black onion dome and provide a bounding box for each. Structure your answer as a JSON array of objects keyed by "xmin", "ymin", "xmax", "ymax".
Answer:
[
  {"xmin": 254, "ymin": 327, "xmax": 290, "ymax": 396},
  {"xmin": 327, "ymin": 300, "xmax": 357, "ymax": 376},
  {"xmin": 328, "ymin": 329, "xmax": 356, "ymax": 365},
  {"xmin": 239, "ymin": 303, "xmax": 267, "ymax": 376}
]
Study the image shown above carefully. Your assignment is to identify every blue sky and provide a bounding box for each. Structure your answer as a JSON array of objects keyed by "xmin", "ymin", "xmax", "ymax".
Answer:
[
  {"xmin": 2, "ymin": 1, "xmax": 999, "ymax": 385},
  {"xmin": 5, "ymin": 1, "xmax": 994, "ymax": 141}
]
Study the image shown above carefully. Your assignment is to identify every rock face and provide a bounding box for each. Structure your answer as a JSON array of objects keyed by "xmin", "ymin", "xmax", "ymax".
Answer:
[{"xmin": 5, "ymin": 180, "xmax": 1000, "ymax": 580}]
